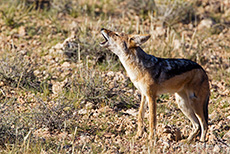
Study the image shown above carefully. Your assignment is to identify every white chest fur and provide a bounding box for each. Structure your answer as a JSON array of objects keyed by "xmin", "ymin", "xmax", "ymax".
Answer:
[
  {"xmin": 119, "ymin": 57, "xmax": 139, "ymax": 82},
  {"xmin": 119, "ymin": 56, "xmax": 148, "ymax": 95}
]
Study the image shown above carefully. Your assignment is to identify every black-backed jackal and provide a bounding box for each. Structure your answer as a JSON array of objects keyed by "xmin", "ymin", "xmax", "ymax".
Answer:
[{"xmin": 100, "ymin": 28, "xmax": 210, "ymax": 142}]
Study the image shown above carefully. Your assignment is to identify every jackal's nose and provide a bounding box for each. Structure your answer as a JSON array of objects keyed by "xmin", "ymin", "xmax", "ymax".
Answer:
[{"xmin": 101, "ymin": 28, "xmax": 105, "ymax": 31}]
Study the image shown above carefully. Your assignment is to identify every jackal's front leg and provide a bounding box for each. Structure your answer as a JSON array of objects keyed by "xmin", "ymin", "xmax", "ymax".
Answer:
[
  {"xmin": 136, "ymin": 94, "xmax": 146, "ymax": 138},
  {"xmin": 147, "ymin": 95, "xmax": 157, "ymax": 140}
]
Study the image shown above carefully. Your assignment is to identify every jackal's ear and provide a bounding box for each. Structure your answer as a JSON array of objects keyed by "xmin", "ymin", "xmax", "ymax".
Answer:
[{"xmin": 129, "ymin": 34, "xmax": 151, "ymax": 48}]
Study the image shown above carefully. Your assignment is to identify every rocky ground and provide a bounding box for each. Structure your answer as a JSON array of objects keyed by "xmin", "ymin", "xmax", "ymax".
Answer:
[{"xmin": 0, "ymin": 0, "xmax": 229, "ymax": 153}]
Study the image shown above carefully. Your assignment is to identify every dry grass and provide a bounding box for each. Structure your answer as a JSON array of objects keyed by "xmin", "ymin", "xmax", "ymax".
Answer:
[{"xmin": 0, "ymin": 0, "xmax": 229, "ymax": 153}]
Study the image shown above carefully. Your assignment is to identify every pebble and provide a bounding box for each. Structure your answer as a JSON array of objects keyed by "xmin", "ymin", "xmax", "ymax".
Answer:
[
  {"xmin": 78, "ymin": 109, "xmax": 87, "ymax": 115},
  {"xmin": 198, "ymin": 18, "xmax": 215, "ymax": 30},
  {"xmin": 213, "ymin": 145, "xmax": 221, "ymax": 153}
]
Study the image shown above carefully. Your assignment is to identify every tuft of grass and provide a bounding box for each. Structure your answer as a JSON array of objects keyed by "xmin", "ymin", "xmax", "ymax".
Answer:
[
  {"xmin": 0, "ymin": 1, "xmax": 34, "ymax": 28},
  {"xmin": 156, "ymin": 0, "xmax": 196, "ymax": 27},
  {"xmin": 0, "ymin": 95, "xmax": 79, "ymax": 153},
  {"xmin": 124, "ymin": 0, "xmax": 157, "ymax": 18},
  {"xmin": 62, "ymin": 62, "xmax": 138, "ymax": 110},
  {"xmin": 0, "ymin": 52, "xmax": 40, "ymax": 91}
]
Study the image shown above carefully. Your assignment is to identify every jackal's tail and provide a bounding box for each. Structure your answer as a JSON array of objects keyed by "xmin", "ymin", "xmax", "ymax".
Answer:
[{"xmin": 204, "ymin": 95, "xmax": 209, "ymax": 125}]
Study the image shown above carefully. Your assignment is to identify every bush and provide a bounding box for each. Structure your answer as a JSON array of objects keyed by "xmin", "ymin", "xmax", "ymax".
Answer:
[{"xmin": 0, "ymin": 52, "xmax": 41, "ymax": 91}]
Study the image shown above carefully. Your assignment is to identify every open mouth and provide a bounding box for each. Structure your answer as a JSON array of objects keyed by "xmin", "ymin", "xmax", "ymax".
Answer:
[{"xmin": 100, "ymin": 30, "xmax": 109, "ymax": 46}]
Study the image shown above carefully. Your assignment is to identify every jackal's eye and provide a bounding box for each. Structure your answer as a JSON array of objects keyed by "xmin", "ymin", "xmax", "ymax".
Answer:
[{"xmin": 115, "ymin": 33, "xmax": 119, "ymax": 37}]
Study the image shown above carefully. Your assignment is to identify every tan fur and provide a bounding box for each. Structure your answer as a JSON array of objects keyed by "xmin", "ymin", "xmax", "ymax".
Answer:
[{"xmin": 100, "ymin": 28, "xmax": 210, "ymax": 142}]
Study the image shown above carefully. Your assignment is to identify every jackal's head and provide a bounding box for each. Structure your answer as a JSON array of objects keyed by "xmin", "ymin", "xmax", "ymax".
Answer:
[{"xmin": 100, "ymin": 28, "xmax": 150, "ymax": 56}]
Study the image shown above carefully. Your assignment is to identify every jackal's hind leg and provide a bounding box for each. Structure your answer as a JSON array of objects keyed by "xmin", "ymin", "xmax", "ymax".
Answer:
[
  {"xmin": 189, "ymin": 94, "xmax": 208, "ymax": 142},
  {"xmin": 136, "ymin": 94, "xmax": 146, "ymax": 138},
  {"xmin": 194, "ymin": 112, "xmax": 207, "ymax": 142},
  {"xmin": 175, "ymin": 92, "xmax": 200, "ymax": 142}
]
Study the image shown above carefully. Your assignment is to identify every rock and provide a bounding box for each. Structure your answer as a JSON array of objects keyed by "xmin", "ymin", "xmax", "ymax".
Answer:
[
  {"xmin": 125, "ymin": 109, "xmax": 138, "ymax": 117},
  {"xmin": 80, "ymin": 134, "xmax": 90, "ymax": 143},
  {"xmin": 167, "ymin": 133, "xmax": 174, "ymax": 141},
  {"xmin": 209, "ymin": 132, "xmax": 217, "ymax": 144},
  {"xmin": 163, "ymin": 141, "xmax": 170, "ymax": 150},
  {"xmin": 19, "ymin": 50, "xmax": 27, "ymax": 55},
  {"xmin": 78, "ymin": 109, "xmax": 87, "ymax": 115},
  {"xmin": 44, "ymin": 55, "xmax": 53, "ymax": 61},
  {"xmin": 155, "ymin": 26, "xmax": 166, "ymax": 36},
  {"xmin": 85, "ymin": 102, "xmax": 94, "ymax": 109},
  {"xmin": 63, "ymin": 107, "xmax": 71, "ymax": 111},
  {"xmin": 52, "ymin": 78, "xmax": 68, "ymax": 94},
  {"xmin": 52, "ymin": 82, "xmax": 63, "ymax": 94},
  {"xmin": 0, "ymin": 81, "xmax": 4, "ymax": 87},
  {"xmin": 223, "ymin": 130, "xmax": 230, "ymax": 141},
  {"xmin": 174, "ymin": 129, "xmax": 182, "ymax": 141},
  {"xmin": 213, "ymin": 145, "xmax": 221, "ymax": 153},
  {"xmin": 226, "ymin": 67, "xmax": 230, "ymax": 73},
  {"xmin": 227, "ymin": 116, "xmax": 230, "ymax": 120},
  {"xmin": 53, "ymin": 42, "xmax": 63, "ymax": 50},
  {"xmin": 209, "ymin": 111, "xmax": 218, "ymax": 122},
  {"xmin": 198, "ymin": 18, "xmax": 215, "ymax": 30},
  {"xmin": 173, "ymin": 39, "xmax": 181, "ymax": 50},
  {"xmin": 61, "ymin": 62, "xmax": 71, "ymax": 68},
  {"xmin": 104, "ymin": 132, "xmax": 113, "ymax": 138},
  {"xmin": 49, "ymin": 43, "xmax": 64, "ymax": 54},
  {"xmin": 18, "ymin": 26, "xmax": 26, "ymax": 36},
  {"xmin": 34, "ymin": 70, "xmax": 41, "ymax": 76},
  {"xmin": 93, "ymin": 110, "xmax": 100, "ymax": 117}
]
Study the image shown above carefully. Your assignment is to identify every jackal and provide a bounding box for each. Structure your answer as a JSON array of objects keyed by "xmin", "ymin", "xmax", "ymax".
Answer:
[{"xmin": 100, "ymin": 28, "xmax": 210, "ymax": 142}]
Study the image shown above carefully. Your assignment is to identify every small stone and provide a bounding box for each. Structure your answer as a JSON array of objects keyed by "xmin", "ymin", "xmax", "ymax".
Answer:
[
  {"xmin": 226, "ymin": 67, "xmax": 230, "ymax": 73},
  {"xmin": 18, "ymin": 26, "xmax": 26, "ymax": 36},
  {"xmin": 52, "ymin": 82, "xmax": 63, "ymax": 94},
  {"xmin": 53, "ymin": 43, "xmax": 63, "ymax": 50},
  {"xmin": 78, "ymin": 109, "xmax": 87, "ymax": 115},
  {"xmin": 209, "ymin": 111, "xmax": 218, "ymax": 122},
  {"xmin": 227, "ymin": 116, "xmax": 230, "ymax": 120},
  {"xmin": 209, "ymin": 132, "xmax": 216, "ymax": 144},
  {"xmin": 167, "ymin": 133, "xmax": 174, "ymax": 141},
  {"xmin": 213, "ymin": 145, "xmax": 220, "ymax": 153},
  {"xmin": 104, "ymin": 133, "xmax": 113, "ymax": 138},
  {"xmin": 63, "ymin": 107, "xmax": 71, "ymax": 111},
  {"xmin": 223, "ymin": 130, "xmax": 230, "ymax": 141},
  {"xmin": 163, "ymin": 141, "xmax": 170, "ymax": 150},
  {"xmin": 34, "ymin": 70, "xmax": 41, "ymax": 76},
  {"xmin": 198, "ymin": 18, "xmax": 215, "ymax": 30},
  {"xmin": 174, "ymin": 129, "xmax": 182, "ymax": 141},
  {"xmin": 155, "ymin": 26, "xmax": 165, "ymax": 36},
  {"xmin": 125, "ymin": 109, "xmax": 138, "ymax": 117},
  {"xmin": 173, "ymin": 39, "xmax": 181, "ymax": 50},
  {"xmin": 0, "ymin": 81, "xmax": 4, "ymax": 87},
  {"xmin": 80, "ymin": 134, "xmax": 90, "ymax": 143},
  {"xmin": 61, "ymin": 62, "xmax": 71, "ymax": 68},
  {"xmin": 85, "ymin": 102, "xmax": 94, "ymax": 109},
  {"xmin": 19, "ymin": 50, "xmax": 27, "ymax": 55}
]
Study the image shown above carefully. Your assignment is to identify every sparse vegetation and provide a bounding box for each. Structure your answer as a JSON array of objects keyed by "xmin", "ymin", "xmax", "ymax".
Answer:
[{"xmin": 0, "ymin": 0, "xmax": 229, "ymax": 153}]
